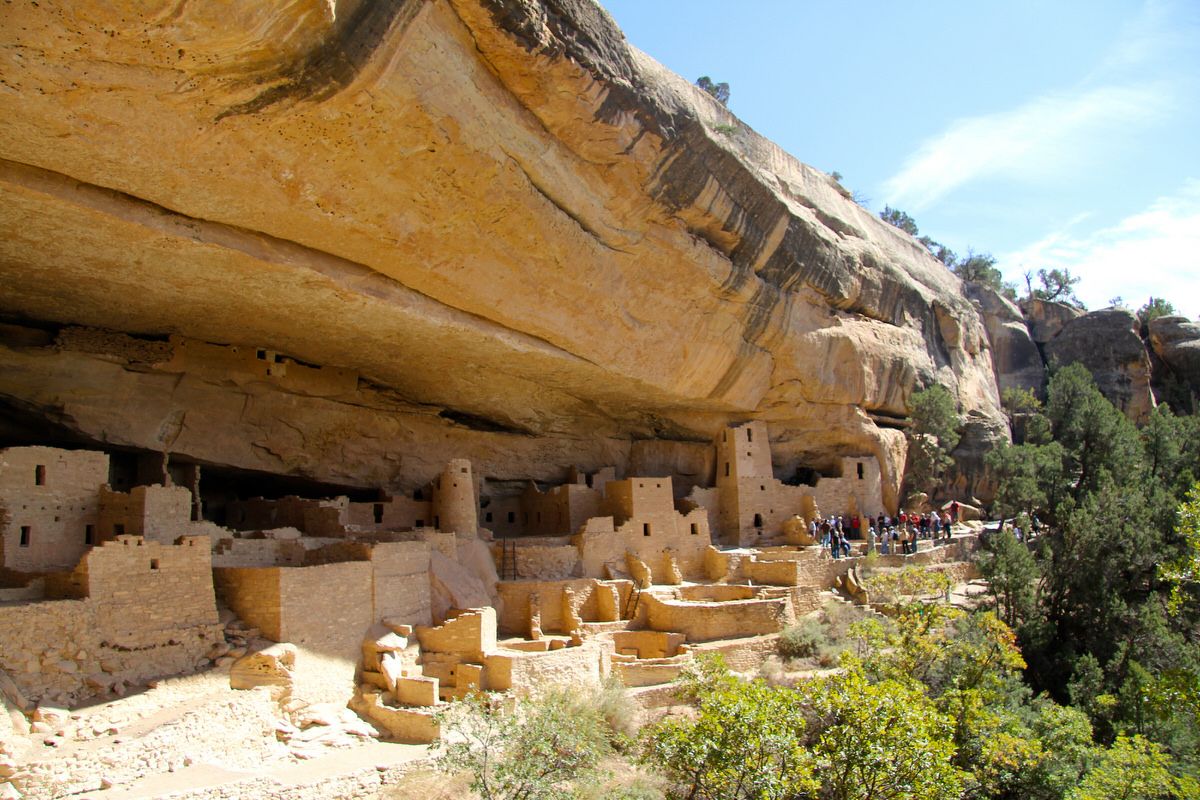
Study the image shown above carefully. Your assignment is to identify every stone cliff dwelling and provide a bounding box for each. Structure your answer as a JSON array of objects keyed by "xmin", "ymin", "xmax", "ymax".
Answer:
[{"xmin": 0, "ymin": 417, "xmax": 976, "ymax": 746}]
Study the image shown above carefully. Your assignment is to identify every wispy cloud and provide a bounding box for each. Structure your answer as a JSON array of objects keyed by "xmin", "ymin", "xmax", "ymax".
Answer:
[
  {"xmin": 881, "ymin": 83, "xmax": 1170, "ymax": 212},
  {"xmin": 882, "ymin": 0, "xmax": 1195, "ymax": 213},
  {"xmin": 1000, "ymin": 180, "xmax": 1200, "ymax": 318}
]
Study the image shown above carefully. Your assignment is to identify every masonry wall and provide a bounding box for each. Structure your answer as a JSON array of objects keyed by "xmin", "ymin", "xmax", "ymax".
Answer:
[
  {"xmin": 569, "ymin": 477, "xmax": 710, "ymax": 582},
  {"xmin": 0, "ymin": 446, "xmax": 108, "ymax": 572},
  {"xmin": 484, "ymin": 640, "xmax": 609, "ymax": 693},
  {"xmin": 642, "ymin": 592, "xmax": 793, "ymax": 642},
  {"xmin": 164, "ymin": 335, "xmax": 358, "ymax": 397},
  {"xmin": 212, "ymin": 567, "xmax": 284, "ymax": 640},
  {"xmin": 0, "ymin": 536, "xmax": 221, "ymax": 703},
  {"xmin": 370, "ymin": 541, "xmax": 432, "ymax": 627},
  {"xmin": 518, "ymin": 483, "xmax": 602, "ymax": 538},
  {"xmin": 97, "ymin": 484, "xmax": 197, "ymax": 544},
  {"xmin": 495, "ymin": 579, "xmax": 628, "ymax": 636},
  {"xmin": 344, "ymin": 496, "xmax": 433, "ymax": 532},
  {"xmin": 225, "ymin": 496, "xmax": 347, "ymax": 537},
  {"xmin": 278, "ymin": 561, "xmax": 375, "ymax": 659},
  {"xmin": 211, "ymin": 537, "xmax": 310, "ymax": 568}
]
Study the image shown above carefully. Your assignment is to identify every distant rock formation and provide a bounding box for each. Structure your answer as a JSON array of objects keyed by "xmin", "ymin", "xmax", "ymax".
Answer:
[
  {"xmin": 1149, "ymin": 316, "xmax": 1200, "ymax": 408},
  {"xmin": 1043, "ymin": 307, "xmax": 1155, "ymax": 424}
]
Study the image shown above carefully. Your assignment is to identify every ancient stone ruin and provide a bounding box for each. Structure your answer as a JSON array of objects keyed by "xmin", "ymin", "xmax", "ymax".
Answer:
[
  {"xmin": 0, "ymin": 419, "xmax": 980, "ymax": 761},
  {"xmin": 0, "ymin": 0, "xmax": 1197, "ymax": 794}
]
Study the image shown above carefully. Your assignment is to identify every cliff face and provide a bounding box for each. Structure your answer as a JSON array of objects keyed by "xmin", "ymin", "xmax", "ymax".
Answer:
[{"xmin": 0, "ymin": 0, "xmax": 1005, "ymax": 509}]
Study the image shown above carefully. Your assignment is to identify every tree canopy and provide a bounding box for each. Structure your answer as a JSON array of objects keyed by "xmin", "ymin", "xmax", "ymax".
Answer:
[{"xmin": 695, "ymin": 76, "xmax": 730, "ymax": 106}]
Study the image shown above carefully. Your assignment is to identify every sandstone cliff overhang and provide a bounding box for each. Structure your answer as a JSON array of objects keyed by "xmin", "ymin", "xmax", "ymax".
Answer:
[{"xmin": 0, "ymin": 0, "xmax": 1003, "ymax": 507}]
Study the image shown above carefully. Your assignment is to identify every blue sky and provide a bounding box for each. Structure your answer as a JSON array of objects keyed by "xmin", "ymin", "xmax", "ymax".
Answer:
[{"xmin": 600, "ymin": 0, "xmax": 1200, "ymax": 319}]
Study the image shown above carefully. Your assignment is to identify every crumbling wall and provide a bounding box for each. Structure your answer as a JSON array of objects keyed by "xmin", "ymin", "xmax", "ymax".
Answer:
[
  {"xmin": 415, "ymin": 607, "xmax": 496, "ymax": 663},
  {"xmin": 213, "ymin": 567, "xmax": 283, "ymax": 640},
  {"xmin": 97, "ymin": 484, "xmax": 209, "ymax": 545},
  {"xmin": 0, "ymin": 446, "xmax": 107, "ymax": 572},
  {"xmin": 642, "ymin": 592, "xmax": 793, "ymax": 642},
  {"xmin": 495, "ymin": 580, "xmax": 626, "ymax": 636},
  {"xmin": 570, "ymin": 478, "xmax": 711, "ymax": 582},
  {"xmin": 484, "ymin": 639, "xmax": 609, "ymax": 693},
  {"xmin": 163, "ymin": 335, "xmax": 358, "ymax": 397},
  {"xmin": 225, "ymin": 496, "xmax": 346, "ymax": 537},
  {"xmin": 0, "ymin": 536, "xmax": 221, "ymax": 703},
  {"xmin": 210, "ymin": 535, "xmax": 310, "ymax": 568}
]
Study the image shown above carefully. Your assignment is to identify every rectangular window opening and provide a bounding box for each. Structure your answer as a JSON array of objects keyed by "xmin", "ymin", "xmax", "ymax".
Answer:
[
  {"xmin": 19, "ymin": 526, "xmax": 31, "ymax": 547},
  {"xmin": 643, "ymin": 523, "xmax": 651, "ymax": 537},
  {"xmin": 374, "ymin": 503, "xmax": 384, "ymax": 524},
  {"xmin": 35, "ymin": 465, "xmax": 46, "ymax": 486},
  {"xmin": 113, "ymin": 523, "xmax": 125, "ymax": 536},
  {"xmin": 857, "ymin": 463, "xmax": 865, "ymax": 479},
  {"xmin": 507, "ymin": 511, "xmax": 516, "ymax": 524},
  {"xmin": 690, "ymin": 523, "xmax": 699, "ymax": 536},
  {"xmin": 150, "ymin": 559, "xmax": 159, "ymax": 570},
  {"xmin": 84, "ymin": 525, "xmax": 95, "ymax": 545}
]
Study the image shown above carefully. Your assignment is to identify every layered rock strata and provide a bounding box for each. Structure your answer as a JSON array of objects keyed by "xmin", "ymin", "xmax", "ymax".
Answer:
[{"xmin": 2, "ymin": 0, "xmax": 1005, "ymax": 508}]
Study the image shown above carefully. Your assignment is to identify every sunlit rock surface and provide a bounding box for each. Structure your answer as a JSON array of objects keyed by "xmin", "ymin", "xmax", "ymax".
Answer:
[{"xmin": 0, "ymin": 0, "xmax": 1004, "ymax": 509}]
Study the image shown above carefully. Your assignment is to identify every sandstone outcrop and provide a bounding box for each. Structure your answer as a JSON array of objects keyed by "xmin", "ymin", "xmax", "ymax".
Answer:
[
  {"xmin": 0, "ymin": 0, "xmax": 1003, "ymax": 510},
  {"xmin": 1148, "ymin": 316, "xmax": 1200, "ymax": 406},
  {"xmin": 1043, "ymin": 307, "xmax": 1155, "ymax": 424},
  {"xmin": 966, "ymin": 284, "xmax": 1043, "ymax": 396},
  {"xmin": 1023, "ymin": 299, "xmax": 1086, "ymax": 345}
]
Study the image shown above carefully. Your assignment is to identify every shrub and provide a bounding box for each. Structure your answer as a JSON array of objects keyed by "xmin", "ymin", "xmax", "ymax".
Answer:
[{"xmin": 778, "ymin": 620, "xmax": 821, "ymax": 660}]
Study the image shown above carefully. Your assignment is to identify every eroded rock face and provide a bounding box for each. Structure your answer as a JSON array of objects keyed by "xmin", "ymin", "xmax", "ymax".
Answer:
[
  {"xmin": 1023, "ymin": 299, "xmax": 1085, "ymax": 345},
  {"xmin": 0, "ymin": 0, "xmax": 1003, "ymax": 509},
  {"xmin": 966, "ymin": 284, "xmax": 1044, "ymax": 397},
  {"xmin": 1043, "ymin": 307, "xmax": 1155, "ymax": 424},
  {"xmin": 1148, "ymin": 316, "xmax": 1200, "ymax": 406}
]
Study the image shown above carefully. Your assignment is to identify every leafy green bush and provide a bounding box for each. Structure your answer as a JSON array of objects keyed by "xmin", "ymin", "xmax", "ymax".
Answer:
[{"xmin": 435, "ymin": 688, "xmax": 611, "ymax": 800}]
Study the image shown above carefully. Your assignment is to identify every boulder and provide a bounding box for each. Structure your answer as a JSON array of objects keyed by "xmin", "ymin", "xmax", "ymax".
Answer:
[
  {"xmin": 229, "ymin": 643, "xmax": 297, "ymax": 691},
  {"xmin": 1022, "ymin": 299, "xmax": 1085, "ymax": 344},
  {"xmin": 1043, "ymin": 307, "xmax": 1155, "ymax": 423},
  {"xmin": 1148, "ymin": 315, "xmax": 1200, "ymax": 406}
]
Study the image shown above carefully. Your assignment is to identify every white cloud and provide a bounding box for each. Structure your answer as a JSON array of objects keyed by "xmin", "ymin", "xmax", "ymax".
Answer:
[
  {"xmin": 882, "ymin": 83, "xmax": 1171, "ymax": 212},
  {"xmin": 999, "ymin": 180, "xmax": 1200, "ymax": 318}
]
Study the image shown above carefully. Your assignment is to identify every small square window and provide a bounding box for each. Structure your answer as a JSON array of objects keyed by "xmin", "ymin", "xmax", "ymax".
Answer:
[{"xmin": 150, "ymin": 559, "xmax": 159, "ymax": 570}]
